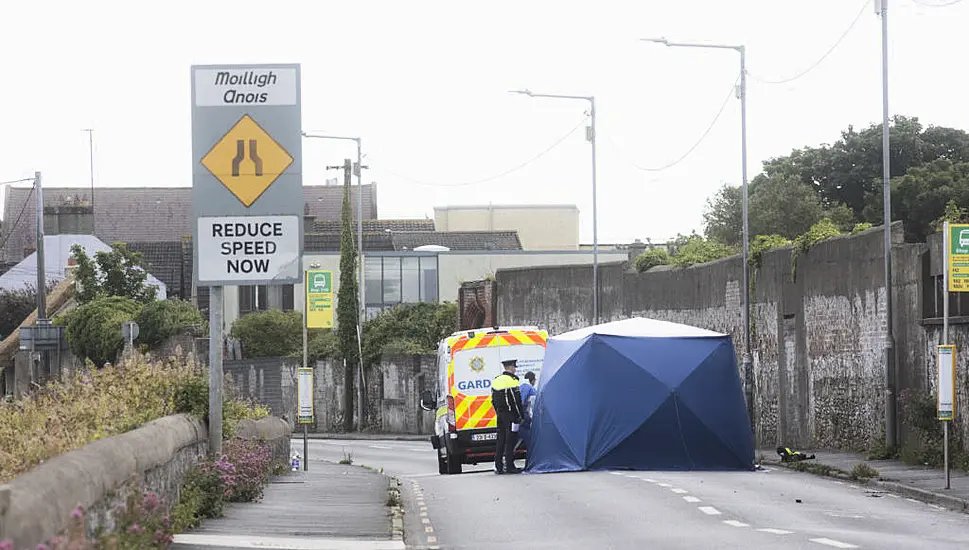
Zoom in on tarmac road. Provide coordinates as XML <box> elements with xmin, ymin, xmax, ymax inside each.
<box><xmin>296</xmin><ymin>438</ymin><xmax>969</xmax><ymax>550</ymax></box>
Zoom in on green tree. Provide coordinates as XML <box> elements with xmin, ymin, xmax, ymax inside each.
<box><xmin>63</xmin><ymin>296</ymin><xmax>143</xmax><ymax>366</ymax></box>
<box><xmin>889</xmin><ymin>160</ymin><xmax>969</xmax><ymax>240</ymax></box>
<box><xmin>336</xmin><ymin>166</ymin><xmax>360</xmax><ymax>432</ymax></box>
<box><xmin>71</xmin><ymin>243</ymin><xmax>158</xmax><ymax>304</ymax></box>
<box><xmin>748</xmin><ymin>175</ymin><xmax>825</xmax><ymax>240</ymax></box>
<box><xmin>702</xmin><ymin>184</ymin><xmax>742</xmax><ymax>245</ymax></box>
<box><xmin>136</xmin><ymin>298</ymin><xmax>207</xmax><ymax>349</ymax></box>
<box><xmin>229</xmin><ymin>310</ymin><xmax>302</xmax><ymax>358</ymax></box>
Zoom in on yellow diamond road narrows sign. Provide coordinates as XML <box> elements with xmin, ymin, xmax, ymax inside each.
<box><xmin>201</xmin><ymin>114</ymin><xmax>294</xmax><ymax>207</ymax></box>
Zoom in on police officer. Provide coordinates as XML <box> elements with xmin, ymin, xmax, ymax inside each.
<box><xmin>492</xmin><ymin>358</ymin><xmax>524</xmax><ymax>474</ymax></box>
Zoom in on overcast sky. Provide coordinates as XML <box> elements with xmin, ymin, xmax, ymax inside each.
<box><xmin>2</xmin><ymin>0</ymin><xmax>967</xmax><ymax>245</ymax></box>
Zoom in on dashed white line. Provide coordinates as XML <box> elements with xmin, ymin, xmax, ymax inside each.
<box><xmin>809</xmin><ymin>538</ymin><xmax>858</xmax><ymax>548</ymax></box>
<box><xmin>758</xmin><ymin>528</ymin><xmax>794</xmax><ymax>535</ymax></box>
<box><xmin>671</xmin><ymin>488</ymin><xmax>688</xmax><ymax>494</ymax></box>
<box><xmin>886</xmin><ymin>493</ymin><xmax>900</xmax><ymax>499</ymax></box>
<box><xmin>723</xmin><ymin>520</ymin><xmax>749</xmax><ymax>528</ymax></box>
<box><xmin>683</xmin><ymin>496</ymin><xmax>701</xmax><ymax>503</ymax></box>
<box><xmin>698</xmin><ymin>506</ymin><xmax>721</xmax><ymax>515</ymax></box>
<box><xmin>658</xmin><ymin>483</ymin><xmax>673</xmax><ymax>487</ymax></box>
<box><xmin>642</xmin><ymin>478</ymin><xmax>657</xmax><ymax>483</ymax></box>
<box><xmin>368</xmin><ymin>445</ymin><xmax>393</xmax><ymax>450</ymax></box>
<box><xmin>906</xmin><ymin>498</ymin><xmax>920</xmax><ymax>503</ymax></box>
<box><xmin>928</xmin><ymin>504</ymin><xmax>945</xmax><ymax>510</ymax></box>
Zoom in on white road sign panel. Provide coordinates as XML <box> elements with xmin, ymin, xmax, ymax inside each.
<box><xmin>196</xmin><ymin>215</ymin><xmax>300</xmax><ymax>283</ymax></box>
<box><xmin>194</xmin><ymin>67</ymin><xmax>298</xmax><ymax>107</ymax></box>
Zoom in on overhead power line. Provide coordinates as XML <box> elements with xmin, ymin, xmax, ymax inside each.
<box><xmin>0</xmin><ymin>178</ymin><xmax>33</xmax><ymax>186</ymax></box>
<box><xmin>0</xmin><ymin>185</ymin><xmax>34</xmax><ymax>253</ymax></box>
<box><xmin>913</xmin><ymin>0</ymin><xmax>964</xmax><ymax>6</ymax></box>
<box><xmin>606</xmin><ymin>77</ymin><xmax>739</xmax><ymax>173</ymax></box>
<box><xmin>375</xmin><ymin>116</ymin><xmax>589</xmax><ymax>188</ymax></box>
<box><xmin>747</xmin><ymin>0</ymin><xmax>872</xmax><ymax>85</ymax></box>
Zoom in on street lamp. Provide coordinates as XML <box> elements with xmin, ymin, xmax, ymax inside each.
<box><xmin>640</xmin><ymin>36</ymin><xmax>754</xmax><ymax>429</ymax></box>
<box><xmin>509</xmin><ymin>89</ymin><xmax>600</xmax><ymax>325</ymax></box>
<box><xmin>302</xmin><ymin>132</ymin><xmax>366</xmax><ymax>431</ymax></box>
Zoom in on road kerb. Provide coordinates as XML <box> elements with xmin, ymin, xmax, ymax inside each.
<box><xmin>762</xmin><ymin>458</ymin><xmax>969</xmax><ymax>515</ymax></box>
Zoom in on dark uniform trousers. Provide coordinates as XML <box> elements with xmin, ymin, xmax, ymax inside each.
<box><xmin>495</xmin><ymin>411</ymin><xmax>518</xmax><ymax>472</ymax></box>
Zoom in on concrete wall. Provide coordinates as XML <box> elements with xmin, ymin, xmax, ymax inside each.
<box><xmin>0</xmin><ymin>414</ymin><xmax>290</xmax><ymax>550</ymax></box>
<box><xmin>434</xmin><ymin>205</ymin><xmax>580</xmax><ymax>250</ymax></box>
<box><xmin>495</xmin><ymin>222</ymin><xmax>963</xmax><ymax>453</ymax></box>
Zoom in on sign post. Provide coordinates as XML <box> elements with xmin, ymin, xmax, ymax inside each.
<box><xmin>192</xmin><ymin>64</ymin><xmax>303</xmax><ymax>457</ymax></box>
<box><xmin>941</xmin><ymin>221</ymin><xmax>968</xmax><ymax>490</ymax></box>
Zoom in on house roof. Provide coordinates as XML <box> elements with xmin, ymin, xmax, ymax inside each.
<box><xmin>1</xmin><ymin>184</ymin><xmax>379</xmax><ymax>262</ymax></box>
<box><xmin>304</xmin><ymin>232</ymin><xmax>396</xmax><ymax>253</ymax></box>
<box><xmin>391</xmin><ymin>231</ymin><xmax>522</xmax><ymax>251</ymax></box>
<box><xmin>312</xmin><ymin>218</ymin><xmax>435</xmax><ymax>233</ymax></box>
<box><xmin>0</xmin><ymin>235</ymin><xmax>167</xmax><ymax>299</ymax></box>
<box><xmin>126</xmin><ymin>241</ymin><xmax>190</xmax><ymax>300</ymax></box>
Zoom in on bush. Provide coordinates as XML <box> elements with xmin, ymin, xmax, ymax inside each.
<box><xmin>0</xmin><ymin>355</ymin><xmax>269</xmax><ymax>484</ymax></box>
<box><xmin>749</xmin><ymin>234</ymin><xmax>791</xmax><ymax>269</ymax></box>
<box><xmin>361</xmin><ymin>302</ymin><xmax>458</xmax><ymax>368</ymax></box>
<box><xmin>65</xmin><ymin>295</ymin><xmax>143</xmax><ymax>367</ymax></box>
<box><xmin>136</xmin><ymin>298</ymin><xmax>207</xmax><ymax>349</ymax></box>
<box><xmin>634</xmin><ymin>248</ymin><xmax>670</xmax><ymax>272</ymax></box>
<box><xmin>0</xmin><ymin>287</ymin><xmax>37</xmax><ymax>340</ymax></box>
<box><xmin>307</xmin><ymin>328</ymin><xmax>341</xmax><ymax>362</ymax></box>
<box><xmin>230</xmin><ymin>310</ymin><xmax>303</xmax><ymax>358</ymax></box>
<box><xmin>670</xmin><ymin>235</ymin><xmax>738</xmax><ymax>268</ymax></box>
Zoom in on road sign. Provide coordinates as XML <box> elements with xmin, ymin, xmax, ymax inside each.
<box><xmin>306</xmin><ymin>270</ymin><xmax>334</xmax><ymax>328</ymax></box>
<box><xmin>946</xmin><ymin>223</ymin><xmax>969</xmax><ymax>292</ymax></box>
<box><xmin>297</xmin><ymin>366</ymin><xmax>314</xmax><ymax>424</ymax></box>
<box><xmin>201</xmin><ymin>115</ymin><xmax>294</xmax><ymax>207</ymax></box>
<box><xmin>191</xmin><ymin>63</ymin><xmax>303</xmax><ymax>286</ymax></box>
<box><xmin>938</xmin><ymin>345</ymin><xmax>956</xmax><ymax>421</ymax></box>
<box><xmin>196</xmin><ymin>215</ymin><xmax>301</xmax><ymax>283</ymax></box>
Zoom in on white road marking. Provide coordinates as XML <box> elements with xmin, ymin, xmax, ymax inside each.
<box><xmin>723</xmin><ymin>520</ymin><xmax>749</xmax><ymax>528</ymax></box>
<box><xmin>886</xmin><ymin>494</ymin><xmax>899</xmax><ymax>498</ymax></box>
<box><xmin>642</xmin><ymin>478</ymin><xmax>657</xmax><ymax>483</ymax></box>
<box><xmin>906</xmin><ymin>498</ymin><xmax>920</xmax><ymax>503</ymax></box>
<box><xmin>929</xmin><ymin>504</ymin><xmax>945</xmax><ymax>510</ymax></box>
<box><xmin>368</xmin><ymin>445</ymin><xmax>393</xmax><ymax>450</ymax></box>
<box><xmin>832</xmin><ymin>481</ymin><xmax>844</xmax><ymax>485</ymax></box>
<box><xmin>425</xmin><ymin>526</ymin><xmax>434</xmax><ymax>533</ymax></box>
<box><xmin>671</xmin><ymin>488</ymin><xmax>688</xmax><ymax>494</ymax></box>
<box><xmin>758</xmin><ymin>528</ymin><xmax>794</xmax><ymax>535</ymax></box>
<box><xmin>172</xmin><ymin>534</ymin><xmax>406</xmax><ymax>549</ymax></box>
<box><xmin>609</xmin><ymin>472</ymin><xmax>624</xmax><ymax>476</ymax></box>
<box><xmin>658</xmin><ymin>483</ymin><xmax>673</xmax><ymax>487</ymax></box>
<box><xmin>683</xmin><ymin>496</ymin><xmax>701</xmax><ymax>503</ymax></box>
<box><xmin>698</xmin><ymin>506</ymin><xmax>721</xmax><ymax>515</ymax></box>
<box><xmin>421</xmin><ymin>518</ymin><xmax>430</xmax><ymax>525</ymax></box>
<box><xmin>427</xmin><ymin>537</ymin><xmax>437</xmax><ymax>543</ymax></box>
<box><xmin>809</xmin><ymin>538</ymin><xmax>859</xmax><ymax>548</ymax></box>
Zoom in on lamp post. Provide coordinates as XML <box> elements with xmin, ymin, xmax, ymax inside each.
<box><xmin>875</xmin><ymin>0</ymin><xmax>897</xmax><ymax>451</ymax></box>
<box><xmin>641</xmin><ymin>37</ymin><xmax>754</xmax><ymax>431</ymax></box>
<box><xmin>509</xmin><ymin>90</ymin><xmax>599</xmax><ymax>325</ymax></box>
<box><xmin>302</xmin><ymin>132</ymin><xmax>366</xmax><ymax>431</ymax></box>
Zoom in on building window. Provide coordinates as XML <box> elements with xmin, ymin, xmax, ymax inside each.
<box><xmin>282</xmin><ymin>284</ymin><xmax>295</xmax><ymax>311</ymax></box>
<box><xmin>239</xmin><ymin>285</ymin><xmax>268</xmax><ymax>315</ymax></box>
<box><xmin>363</xmin><ymin>254</ymin><xmax>439</xmax><ymax>315</ymax></box>
<box><xmin>401</xmin><ymin>257</ymin><xmax>420</xmax><ymax>303</ymax></box>
<box><xmin>365</xmin><ymin>257</ymin><xmax>382</xmax><ymax>306</ymax></box>
<box><xmin>421</xmin><ymin>256</ymin><xmax>438</xmax><ymax>302</ymax></box>
<box><xmin>383</xmin><ymin>257</ymin><xmax>401</xmax><ymax>304</ymax></box>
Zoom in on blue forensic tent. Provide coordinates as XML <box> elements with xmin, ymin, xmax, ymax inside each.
<box><xmin>525</xmin><ymin>317</ymin><xmax>755</xmax><ymax>473</ymax></box>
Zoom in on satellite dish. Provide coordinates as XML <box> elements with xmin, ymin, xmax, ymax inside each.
<box><xmin>413</xmin><ymin>245</ymin><xmax>450</xmax><ymax>252</ymax></box>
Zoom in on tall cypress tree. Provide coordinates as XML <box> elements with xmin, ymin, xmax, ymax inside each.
<box><xmin>337</xmin><ymin>159</ymin><xmax>359</xmax><ymax>432</ymax></box>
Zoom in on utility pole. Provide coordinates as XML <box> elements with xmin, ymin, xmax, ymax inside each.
<box><xmin>83</xmin><ymin>129</ymin><xmax>95</xmax><ymax>212</ymax></box>
<box><xmin>877</xmin><ymin>0</ymin><xmax>897</xmax><ymax>451</ymax></box>
<box><xmin>327</xmin><ymin>159</ymin><xmax>368</xmax><ymax>432</ymax></box>
<box><xmin>33</xmin><ymin>171</ymin><xmax>49</xmax><ymax>383</ymax></box>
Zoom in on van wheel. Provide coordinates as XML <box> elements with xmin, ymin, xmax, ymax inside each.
<box><xmin>444</xmin><ymin>442</ymin><xmax>462</xmax><ymax>475</ymax></box>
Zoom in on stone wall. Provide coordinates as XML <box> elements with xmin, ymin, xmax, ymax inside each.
<box><xmin>0</xmin><ymin>414</ymin><xmax>207</xmax><ymax>549</ymax></box>
<box><xmin>0</xmin><ymin>413</ymin><xmax>291</xmax><ymax>550</ymax></box>
<box><xmin>273</xmin><ymin>355</ymin><xmax>437</xmax><ymax>434</ymax></box>
<box><xmin>495</xmin><ymin>222</ymin><xmax>968</xmax><ymax>453</ymax></box>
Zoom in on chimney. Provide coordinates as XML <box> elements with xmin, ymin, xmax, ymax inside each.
<box><xmin>44</xmin><ymin>201</ymin><xmax>94</xmax><ymax>236</ymax></box>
